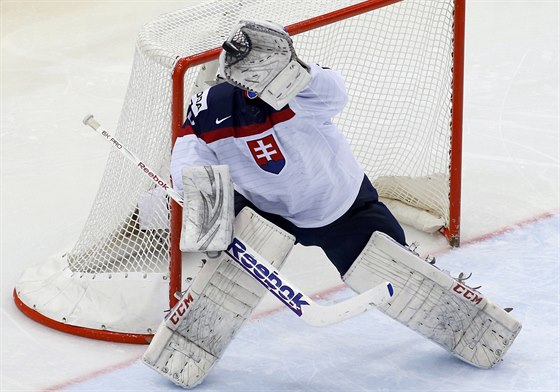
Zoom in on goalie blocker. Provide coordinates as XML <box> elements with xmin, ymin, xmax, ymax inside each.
<box><xmin>180</xmin><ymin>165</ymin><xmax>234</xmax><ymax>252</ymax></box>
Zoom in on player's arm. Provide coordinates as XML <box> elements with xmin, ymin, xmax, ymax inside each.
<box><xmin>290</xmin><ymin>62</ymin><xmax>349</xmax><ymax>118</ymax></box>
<box><xmin>170</xmin><ymin>103</ymin><xmax>219</xmax><ymax>195</ymax></box>
<box><xmin>171</xmin><ymin>100</ymin><xmax>234</xmax><ymax>253</ymax></box>
<box><xmin>218</xmin><ymin>19</ymin><xmax>348</xmax><ymax>117</ymax></box>
<box><xmin>219</xmin><ymin>20</ymin><xmax>312</xmax><ymax>110</ymax></box>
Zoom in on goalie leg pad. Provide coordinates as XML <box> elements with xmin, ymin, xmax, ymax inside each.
<box><xmin>143</xmin><ymin>207</ymin><xmax>295</xmax><ymax>388</ymax></box>
<box><xmin>343</xmin><ymin>232</ymin><xmax>522</xmax><ymax>369</ymax></box>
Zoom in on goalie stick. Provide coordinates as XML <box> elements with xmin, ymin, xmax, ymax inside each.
<box><xmin>225</xmin><ymin>235</ymin><xmax>394</xmax><ymax>326</ymax></box>
<box><xmin>82</xmin><ymin>114</ymin><xmax>395</xmax><ymax>327</ymax></box>
<box><xmin>83</xmin><ymin>114</ymin><xmax>184</xmax><ymax>207</ymax></box>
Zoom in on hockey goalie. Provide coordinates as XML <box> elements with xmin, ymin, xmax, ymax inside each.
<box><xmin>142</xmin><ymin>20</ymin><xmax>522</xmax><ymax>388</ymax></box>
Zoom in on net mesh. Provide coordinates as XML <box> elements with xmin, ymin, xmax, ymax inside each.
<box><xmin>67</xmin><ymin>0</ymin><xmax>457</xmax><ymax>277</ymax></box>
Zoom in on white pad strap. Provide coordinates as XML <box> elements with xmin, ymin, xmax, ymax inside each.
<box><xmin>180</xmin><ymin>165</ymin><xmax>234</xmax><ymax>252</ymax></box>
<box><xmin>343</xmin><ymin>232</ymin><xmax>522</xmax><ymax>368</ymax></box>
<box><xmin>219</xmin><ymin>19</ymin><xmax>311</xmax><ymax>110</ymax></box>
<box><xmin>143</xmin><ymin>207</ymin><xmax>295</xmax><ymax>388</ymax></box>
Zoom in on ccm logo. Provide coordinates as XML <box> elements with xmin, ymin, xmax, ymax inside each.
<box><xmin>169</xmin><ymin>293</ymin><xmax>194</xmax><ymax>325</ymax></box>
<box><xmin>453</xmin><ymin>282</ymin><xmax>484</xmax><ymax>305</ymax></box>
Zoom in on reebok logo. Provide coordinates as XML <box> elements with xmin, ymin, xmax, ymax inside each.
<box><xmin>215</xmin><ymin>115</ymin><xmax>231</xmax><ymax>125</ymax></box>
<box><xmin>225</xmin><ymin>238</ymin><xmax>310</xmax><ymax>316</ymax></box>
<box><xmin>138</xmin><ymin>162</ymin><xmax>169</xmax><ymax>190</ymax></box>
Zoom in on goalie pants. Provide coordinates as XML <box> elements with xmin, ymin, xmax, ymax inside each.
<box><xmin>234</xmin><ymin>175</ymin><xmax>406</xmax><ymax>276</ymax></box>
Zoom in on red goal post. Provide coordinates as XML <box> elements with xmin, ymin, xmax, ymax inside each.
<box><xmin>14</xmin><ymin>0</ymin><xmax>465</xmax><ymax>343</ymax></box>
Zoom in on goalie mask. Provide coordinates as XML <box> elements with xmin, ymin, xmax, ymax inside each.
<box><xmin>218</xmin><ymin>20</ymin><xmax>312</xmax><ymax>110</ymax></box>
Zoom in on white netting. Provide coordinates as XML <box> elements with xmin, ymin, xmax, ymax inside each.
<box><xmin>70</xmin><ymin>0</ymin><xmax>455</xmax><ymax>275</ymax></box>
<box><xmin>15</xmin><ymin>0</ymin><xmax>459</xmax><ymax>336</ymax></box>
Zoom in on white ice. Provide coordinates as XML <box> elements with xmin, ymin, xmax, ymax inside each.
<box><xmin>1</xmin><ymin>1</ymin><xmax>558</xmax><ymax>391</ymax></box>
<box><xmin>64</xmin><ymin>215</ymin><xmax>560</xmax><ymax>392</ymax></box>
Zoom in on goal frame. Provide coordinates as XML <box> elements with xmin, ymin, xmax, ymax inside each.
<box><xmin>169</xmin><ymin>0</ymin><xmax>465</xmax><ymax>308</ymax></box>
<box><xmin>13</xmin><ymin>0</ymin><xmax>465</xmax><ymax>343</ymax></box>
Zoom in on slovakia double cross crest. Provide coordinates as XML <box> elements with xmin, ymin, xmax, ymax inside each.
<box><xmin>247</xmin><ymin>134</ymin><xmax>285</xmax><ymax>174</ymax></box>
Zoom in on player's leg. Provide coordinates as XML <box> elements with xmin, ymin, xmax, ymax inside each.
<box><xmin>143</xmin><ymin>207</ymin><xmax>295</xmax><ymax>388</ymax></box>
<box><xmin>342</xmin><ymin>231</ymin><xmax>522</xmax><ymax>368</ymax></box>
<box><xmin>301</xmin><ymin>175</ymin><xmax>406</xmax><ymax>276</ymax></box>
<box><xmin>303</xmin><ymin>175</ymin><xmax>521</xmax><ymax>368</ymax></box>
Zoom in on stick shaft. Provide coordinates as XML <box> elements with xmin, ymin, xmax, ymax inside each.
<box><xmin>227</xmin><ymin>237</ymin><xmax>393</xmax><ymax>326</ymax></box>
<box><xmin>83</xmin><ymin>115</ymin><xmax>183</xmax><ymax>206</ymax></box>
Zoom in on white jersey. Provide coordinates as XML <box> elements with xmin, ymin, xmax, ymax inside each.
<box><xmin>171</xmin><ymin>63</ymin><xmax>364</xmax><ymax>228</ymax></box>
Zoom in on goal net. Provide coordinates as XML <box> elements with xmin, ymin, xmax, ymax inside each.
<box><xmin>14</xmin><ymin>0</ymin><xmax>464</xmax><ymax>343</ymax></box>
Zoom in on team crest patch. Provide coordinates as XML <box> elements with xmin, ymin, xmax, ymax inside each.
<box><xmin>247</xmin><ymin>135</ymin><xmax>285</xmax><ymax>174</ymax></box>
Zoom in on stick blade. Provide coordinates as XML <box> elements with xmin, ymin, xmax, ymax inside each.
<box><xmin>301</xmin><ymin>281</ymin><xmax>395</xmax><ymax>327</ymax></box>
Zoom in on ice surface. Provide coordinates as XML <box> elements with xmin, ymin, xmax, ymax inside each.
<box><xmin>63</xmin><ymin>216</ymin><xmax>560</xmax><ymax>392</ymax></box>
<box><xmin>1</xmin><ymin>1</ymin><xmax>558</xmax><ymax>391</ymax></box>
